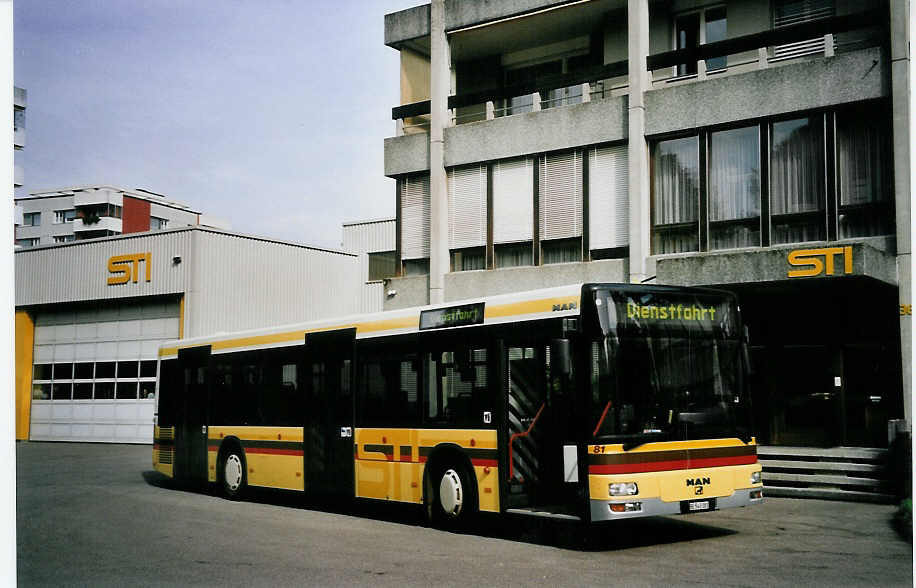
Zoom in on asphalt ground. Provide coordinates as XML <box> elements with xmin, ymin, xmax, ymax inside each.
<box><xmin>16</xmin><ymin>442</ymin><xmax>913</xmax><ymax>587</ymax></box>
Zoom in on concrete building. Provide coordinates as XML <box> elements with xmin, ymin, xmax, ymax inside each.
<box><xmin>14</xmin><ymin>185</ymin><xmax>228</xmax><ymax>248</ymax></box>
<box><xmin>14</xmin><ymin>226</ymin><xmax>359</xmax><ymax>443</ymax></box>
<box><xmin>13</xmin><ymin>86</ymin><xmax>26</xmax><ymax>227</ymax></box>
<box><xmin>341</xmin><ymin>218</ymin><xmax>396</xmax><ymax>313</ymax></box>
<box><xmin>382</xmin><ymin>0</ymin><xmax>910</xmax><ymax>452</ymax></box>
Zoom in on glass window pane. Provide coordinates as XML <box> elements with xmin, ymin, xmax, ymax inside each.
<box><xmin>116</xmin><ymin>382</ymin><xmax>137</xmax><ymax>399</ymax></box>
<box><xmin>709</xmin><ymin>126</ymin><xmax>760</xmax><ymax>250</ymax></box>
<box><xmin>495</xmin><ymin>243</ymin><xmax>532</xmax><ymax>268</ymax></box>
<box><xmin>770</xmin><ymin>117</ymin><xmax>825</xmax><ymax>244</ymax></box>
<box><xmin>52</xmin><ymin>382</ymin><xmax>72</xmax><ymax>400</ymax></box>
<box><xmin>33</xmin><ymin>364</ymin><xmax>52</xmax><ymax>380</ymax></box>
<box><xmin>94</xmin><ymin>382</ymin><xmax>115</xmax><ymax>399</ymax></box>
<box><xmin>117</xmin><ymin>361</ymin><xmax>138</xmax><ymax>379</ymax></box>
<box><xmin>32</xmin><ymin>383</ymin><xmax>51</xmax><ymax>399</ymax></box>
<box><xmin>140</xmin><ymin>360</ymin><xmax>157</xmax><ymax>378</ymax></box>
<box><xmin>139</xmin><ymin>381</ymin><xmax>156</xmax><ymax>399</ymax></box>
<box><xmin>652</xmin><ymin>136</ymin><xmax>699</xmax><ymax>253</ymax></box>
<box><xmin>705</xmin><ymin>8</ymin><xmax>727</xmax><ymax>70</ymax></box>
<box><xmin>53</xmin><ymin>363</ymin><xmax>73</xmax><ymax>380</ymax></box>
<box><xmin>837</xmin><ymin>111</ymin><xmax>892</xmax><ymax>238</ymax></box>
<box><xmin>74</xmin><ymin>362</ymin><xmax>94</xmax><ymax>379</ymax></box>
<box><xmin>676</xmin><ymin>13</ymin><xmax>700</xmax><ymax>75</ymax></box>
<box><xmin>73</xmin><ymin>383</ymin><xmax>93</xmax><ymax>399</ymax></box>
<box><xmin>95</xmin><ymin>362</ymin><xmax>115</xmax><ymax>378</ymax></box>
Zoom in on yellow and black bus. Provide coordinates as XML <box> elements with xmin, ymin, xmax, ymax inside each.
<box><xmin>153</xmin><ymin>283</ymin><xmax>763</xmax><ymax>527</ymax></box>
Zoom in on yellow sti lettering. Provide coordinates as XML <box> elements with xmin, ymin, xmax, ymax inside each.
<box><xmin>107</xmin><ymin>252</ymin><xmax>152</xmax><ymax>285</ymax></box>
<box><xmin>787</xmin><ymin>247</ymin><xmax>852</xmax><ymax>278</ymax></box>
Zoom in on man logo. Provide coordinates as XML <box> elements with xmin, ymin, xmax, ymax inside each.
<box><xmin>787</xmin><ymin>246</ymin><xmax>853</xmax><ymax>278</ymax></box>
<box><xmin>108</xmin><ymin>252</ymin><xmax>152</xmax><ymax>285</ymax></box>
<box><xmin>686</xmin><ymin>477</ymin><xmax>711</xmax><ymax>487</ymax></box>
<box><xmin>552</xmin><ymin>301</ymin><xmax>578</xmax><ymax>312</ymax></box>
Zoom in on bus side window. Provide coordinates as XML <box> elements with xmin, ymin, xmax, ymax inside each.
<box><xmin>357</xmin><ymin>351</ymin><xmax>419</xmax><ymax>428</ymax></box>
<box><xmin>424</xmin><ymin>347</ymin><xmax>490</xmax><ymax>428</ymax></box>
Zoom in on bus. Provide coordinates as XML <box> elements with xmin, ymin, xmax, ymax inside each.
<box><xmin>153</xmin><ymin>283</ymin><xmax>763</xmax><ymax>527</ymax></box>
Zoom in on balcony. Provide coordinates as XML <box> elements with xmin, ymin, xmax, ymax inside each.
<box><xmin>73</xmin><ymin>216</ymin><xmax>122</xmax><ymax>234</ymax></box>
<box><xmin>385</xmin><ymin>5</ymin><xmax>887</xmax><ymax>174</ymax></box>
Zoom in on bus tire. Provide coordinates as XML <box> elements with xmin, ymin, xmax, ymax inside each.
<box><xmin>219</xmin><ymin>444</ymin><xmax>247</xmax><ymax>501</ymax></box>
<box><xmin>425</xmin><ymin>461</ymin><xmax>478</xmax><ymax>530</ymax></box>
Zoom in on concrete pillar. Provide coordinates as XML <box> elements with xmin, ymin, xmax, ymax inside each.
<box><xmin>428</xmin><ymin>0</ymin><xmax>450</xmax><ymax>305</ymax></box>
<box><xmin>627</xmin><ymin>0</ymin><xmax>651</xmax><ymax>284</ymax></box>
<box><xmin>890</xmin><ymin>0</ymin><xmax>911</xmax><ymax>428</ymax></box>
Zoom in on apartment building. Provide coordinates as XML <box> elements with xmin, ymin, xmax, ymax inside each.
<box><xmin>13</xmin><ymin>86</ymin><xmax>26</xmax><ymax>227</ymax></box>
<box><xmin>382</xmin><ymin>0</ymin><xmax>910</xmax><ymax>451</ymax></box>
<box><xmin>14</xmin><ymin>185</ymin><xmax>226</xmax><ymax>247</ymax></box>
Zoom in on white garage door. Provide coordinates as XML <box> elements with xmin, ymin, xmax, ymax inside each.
<box><xmin>29</xmin><ymin>298</ymin><xmax>180</xmax><ymax>444</ymax></box>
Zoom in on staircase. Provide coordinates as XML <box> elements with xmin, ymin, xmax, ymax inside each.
<box><xmin>758</xmin><ymin>446</ymin><xmax>895</xmax><ymax>504</ymax></box>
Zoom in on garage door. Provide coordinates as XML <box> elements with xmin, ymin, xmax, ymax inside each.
<box><xmin>29</xmin><ymin>298</ymin><xmax>180</xmax><ymax>444</ymax></box>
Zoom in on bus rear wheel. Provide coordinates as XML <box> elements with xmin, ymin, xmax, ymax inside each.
<box><xmin>219</xmin><ymin>446</ymin><xmax>247</xmax><ymax>500</ymax></box>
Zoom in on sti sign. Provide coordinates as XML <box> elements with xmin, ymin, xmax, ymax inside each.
<box><xmin>107</xmin><ymin>252</ymin><xmax>152</xmax><ymax>285</ymax></box>
<box><xmin>787</xmin><ymin>246</ymin><xmax>853</xmax><ymax>278</ymax></box>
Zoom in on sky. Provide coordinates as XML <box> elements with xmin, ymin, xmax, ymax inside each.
<box><xmin>14</xmin><ymin>1</ymin><xmax>423</xmax><ymax>250</ymax></box>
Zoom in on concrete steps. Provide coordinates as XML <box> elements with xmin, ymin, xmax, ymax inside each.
<box><xmin>758</xmin><ymin>446</ymin><xmax>895</xmax><ymax>504</ymax></box>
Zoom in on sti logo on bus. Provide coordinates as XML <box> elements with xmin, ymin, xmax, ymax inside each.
<box><xmin>107</xmin><ymin>252</ymin><xmax>152</xmax><ymax>285</ymax></box>
<box><xmin>787</xmin><ymin>246</ymin><xmax>853</xmax><ymax>278</ymax></box>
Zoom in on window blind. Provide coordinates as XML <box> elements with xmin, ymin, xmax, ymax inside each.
<box><xmin>539</xmin><ymin>151</ymin><xmax>583</xmax><ymax>241</ymax></box>
<box><xmin>773</xmin><ymin>0</ymin><xmax>834</xmax><ymax>60</ymax></box>
<box><xmin>400</xmin><ymin>174</ymin><xmax>430</xmax><ymax>260</ymax></box>
<box><xmin>588</xmin><ymin>145</ymin><xmax>628</xmax><ymax>249</ymax></box>
<box><xmin>447</xmin><ymin>164</ymin><xmax>487</xmax><ymax>249</ymax></box>
<box><xmin>492</xmin><ymin>157</ymin><xmax>534</xmax><ymax>244</ymax></box>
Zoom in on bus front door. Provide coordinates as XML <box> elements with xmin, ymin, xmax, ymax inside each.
<box><xmin>304</xmin><ymin>329</ymin><xmax>356</xmax><ymax>497</ymax></box>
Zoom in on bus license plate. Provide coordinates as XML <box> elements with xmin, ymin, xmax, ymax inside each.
<box><xmin>688</xmin><ymin>500</ymin><xmax>710</xmax><ymax>512</ymax></box>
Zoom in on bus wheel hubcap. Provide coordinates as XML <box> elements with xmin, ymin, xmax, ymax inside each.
<box><xmin>439</xmin><ymin>469</ymin><xmax>463</xmax><ymax>517</ymax></box>
<box><xmin>224</xmin><ymin>454</ymin><xmax>242</xmax><ymax>491</ymax></box>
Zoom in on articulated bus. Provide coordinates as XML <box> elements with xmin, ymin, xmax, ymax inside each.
<box><xmin>153</xmin><ymin>283</ymin><xmax>763</xmax><ymax>527</ymax></box>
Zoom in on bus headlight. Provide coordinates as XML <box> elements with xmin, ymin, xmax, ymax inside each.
<box><xmin>750</xmin><ymin>471</ymin><xmax>761</xmax><ymax>485</ymax></box>
<box><xmin>609</xmin><ymin>482</ymin><xmax>638</xmax><ymax>496</ymax></box>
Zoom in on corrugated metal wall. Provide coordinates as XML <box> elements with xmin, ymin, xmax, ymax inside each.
<box><xmin>15</xmin><ymin>230</ymin><xmax>193</xmax><ymax>306</ymax></box>
<box><xmin>342</xmin><ymin>219</ymin><xmax>395</xmax><ymax>314</ymax></box>
<box><xmin>188</xmin><ymin>231</ymin><xmax>360</xmax><ymax>337</ymax></box>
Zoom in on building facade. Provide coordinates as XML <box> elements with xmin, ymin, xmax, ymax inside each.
<box><xmin>341</xmin><ymin>218</ymin><xmax>397</xmax><ymax>313</ymax></box>
<box><xmin>13</xmin><ymin>86</ymin><xmax>26</xmax><ymax>228</ymax></box>
<box><xmin>14</xmin><ymin>226</ymin><xmax>359</xmax><ymax>443</ymax></box>
<box><xmin>14</xmin><ymin>185</ymin><xmax>228</xmax><ymax>248</ymax></box>
<box><xmin>382</xmin><ymin>0</ymin><xmax>911</xmax><ymax>448</ymax></box>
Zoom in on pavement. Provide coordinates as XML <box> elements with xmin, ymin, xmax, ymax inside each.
<box><xmin>16</xmin><ymin>441</ymin><xmax>913</xmax><ymax>587</ymax></box>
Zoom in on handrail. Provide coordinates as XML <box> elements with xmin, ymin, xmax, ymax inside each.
<box><xmin>508</xmin><ymin>402</ymin><xmax>545</xmax><ymax>483</ymax></box>
<box><xmin>592</xmin><ymin>400</ymin><xmax>612</xmax><ymax>438</ymax></box>
<box><xmin>646</xmin><ymin>6</ymin><xmax>886</xmax><ymax>70</ymax></box>
<box><xmin>391</xmin><ymin>5</ymin><xmax>886</xmax><ymax>121</ymax></box>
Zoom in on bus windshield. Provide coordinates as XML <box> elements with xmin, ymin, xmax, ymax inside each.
<box><xmin>589</xmin><ymin>288</ymin><xmax>751</xmax><ymax>445</ymax></box>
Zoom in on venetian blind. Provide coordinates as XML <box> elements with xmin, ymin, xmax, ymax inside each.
<box><xmin>492</xmin><ymin>157</ymin><xmax>534</xmax><ymax>244</ymax></box>
<box><xmin>400</xmin><ymin>174</ymin><xmax>430</xmax><ymax>260</ymax></box>
<box><xmin>588</xmin><ymin>145</ymin><xmax>629</xmax><ymax>250</ymax></box>
<box><xmin>447</xmin><ymin>164</ymin><xmax>487</xmax><ymax>249</ymax></box>
<box><xmin>773</xmin><ymin>0</ymin><xmax>834</xmax><ymax>60</ymax></box>
<box><xmin>539</xmin><ymin>151</ymin><xmax>583</xmax><ymax>241</ymax></box>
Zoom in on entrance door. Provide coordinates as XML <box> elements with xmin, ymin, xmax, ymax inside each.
<box><xmin>304</xmin><ymin>329</ymin><xmax>355</xmax><ymax>496</ymax></box>
<box><xmin>506</xmin><ymin>344</ymin><xmax>573</xmax><ymax>508</ymax></box>
<box><xmin>769</xmin><ymin>345</ymin><xmax>840</xmax><ymax>447</ymax></box>
<box><xmin>174</xmin><ymin>346</ymin><xmax>210</xmax><ymax>483</ymax></box>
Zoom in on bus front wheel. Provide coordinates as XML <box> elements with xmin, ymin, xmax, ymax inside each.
<box><xmin>219</xmin><ymin>445</ymin><xmax>247</xmax><ymax>500</ymax></box>
<box><xmin>425</xmin><ymin>462</ymin><xmax>478</xmax><ymax>529</ymax></box>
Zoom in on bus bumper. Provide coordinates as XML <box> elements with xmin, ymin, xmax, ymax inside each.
<box><xmin>590</xmin><ymin>487</ymin><xmax>764</xmax><ymax>522</ymax></box>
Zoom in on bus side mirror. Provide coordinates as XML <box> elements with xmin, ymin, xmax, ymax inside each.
<box><xmin>550</xmin><ymin>339</ymin><xmax>571</xmax><ymax>377</ymax></box>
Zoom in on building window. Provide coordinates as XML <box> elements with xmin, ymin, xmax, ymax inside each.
<box><xmin>770</xmin><ymin>116</ymin><xmax>825</xmax><ymax>244</ymax></box>
<box><xmin>367</xmin><ymin>251</ymin><xmax>397</xmax><ymax>281</ymax></box>
<box><xmin>54</xmin><ymin>209</ymin><xmax>76</xmax><ymax>224</ymax></box>
<box><xmin>403</xmin><ymin>259</ymin><xmax>429</xmax><ymax>276</ymax></box>
<box><xmin>773</xmin><ymin>0</ymin><xmax>834</xmax><ymax>61</ymax></box>
<box><xmin>652</xmin><ymin>136</ymin><xmax>699</xmax><ymax>254</ymax></box>
<box><xmin>539</xmin><ymin>150</ymin><xmax>583</xmax><ymax>263</ymax></box>
<box><xmin>542</xmin><ymin>238</ymin><xmax>582</xmax><ymax>264</ymax></box>
<box><xmin>675</xmin><ymin>6</ymin><xmax>727</xmax><ymax>76</ymax></box>
<box><xmin>493</xmin><ymin>157</ymin><xmax>534</xmax><ymax>268</ymax></box>
<box><xmin>150</xmin><ymin>217</ymin><xmax>168</xmax><ymax>230</ymax></box>
<box><xmin>450</xmin><ymin>247</ymin><xmax>486</xmax><ymax>272</ymax></box>
<box><xmin>495</xmin><ymin>243</ymin><xmax>532</xmax><ymax>269</ymax></box>
<box><xmin>708</xmin><ymin>126</ymin><xmax>760</xmax><ymax>250</ymax></box>
<box><xmin>588</xmin><ymin>144</ymin><xmax>629</xmax><ymax>257</ymax></box>
<box><xmin>16</xmin><ymin>238</ymin><xmax>40</xmax><ymax>248</ymax></box>
<box><xmin>399</xmin><ymin>173</ymin><xmax>430</xmax><ymax>272</ymax></box>
<box><xmin>836</xmin><ymin>109</ymin><xmax>893</xmax><ymax>238</ymax></box>
<box><xmin>22</xmin><ymin>211</ymin><xmax>40</xmax><ymax>226</ymax></box>
<box><xmin>53</xmin><ymin>235</ymin><xmax>75</xmax><ymax>244</ymax></box>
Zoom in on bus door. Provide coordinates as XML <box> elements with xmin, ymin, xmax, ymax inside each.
<box><xmin>174</xmin><ymin>345</ymin><xmax>210</xmax><ymax>484</ymax></box>
<box><xmin>505</xmin><ymin>341</ymin><xmax>576</xmax><ymax>510</ymax></box>
<box><xmin>304</xmin><ymin>329</ymin><xmax>356</xmax><ymax>496</ymax></box>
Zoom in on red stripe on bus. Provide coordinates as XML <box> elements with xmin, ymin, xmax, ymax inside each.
<box><xmin>244</xmin><ymin>447</ymin><xmax>304</xmax><ymax>457</ymax></box>
<box><xmin>400</xmin><ymin>455</ymin><xmax>412</xmax><ymax>462</ymax></box>
<box><xmin>588</xmin><ymin>454</ymin><xmax>757</xmax><ymax>475</ymax></box>
<box><xmin>470</xmin><ymin>458</ymin><xmax>498</xmax><ymax>468</ymax></box>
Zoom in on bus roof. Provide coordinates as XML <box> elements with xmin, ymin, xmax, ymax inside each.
<box><xmin>159</xmin><ymin>282</ymin><xmax>585</xmax><ymax>358</ymax></box>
